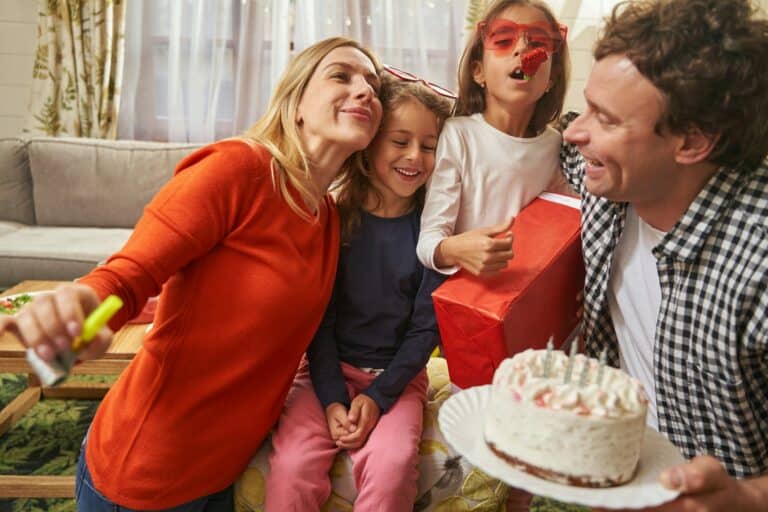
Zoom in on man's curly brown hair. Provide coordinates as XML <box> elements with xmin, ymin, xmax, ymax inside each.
<box><xmin>595</xmin><ymin>0</ymin><xmax>768</xmax><ymax>170</ymax></box>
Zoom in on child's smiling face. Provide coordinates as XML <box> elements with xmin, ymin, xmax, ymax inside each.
<box><xmin>367</xmin><ymin>98</ymin><xmax>440</xmax><ymax>215</ymax></box>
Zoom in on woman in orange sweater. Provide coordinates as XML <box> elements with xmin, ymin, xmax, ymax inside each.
<box><xmin>0</xmin><ymin>37</ymin><xmax>382</xmax><ymax>510</ymax></box>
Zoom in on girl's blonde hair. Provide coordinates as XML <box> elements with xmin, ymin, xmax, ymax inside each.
<box><xmin>243</xmin><ymin>37</ymin><xmax>380</xmax><ymax>221</ymax></box>
<box><xmin>455</xmin><ymin>0</ymin><xmax>570</xmax><ymax>134</ymax></box>
<box><xmin>335</xmin><ymin>73</ymin><xmax>454</xmax><ymax>243</ymax></box>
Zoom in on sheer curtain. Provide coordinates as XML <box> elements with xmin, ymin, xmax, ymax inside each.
<box><xmin>118</xmin><ymin>0</ymin><xmax>291</xmax><ymax>142</ymax></box>
<box><xmin>294</xmin><ymin>0</ymin><xmax>468</xmax><ymax>93</ymax></box>
<box><xmin>118</xmin><ymin>0</ymin><xmax>469</xmax><ymax>142</ymax></box>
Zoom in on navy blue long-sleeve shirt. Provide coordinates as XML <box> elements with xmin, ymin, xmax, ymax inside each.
<box><xmin>307</xmin><ymin>209</ymin><xmax>444</xmax><ymax>413</ymax></box>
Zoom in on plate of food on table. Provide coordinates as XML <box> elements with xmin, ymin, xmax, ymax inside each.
<box><xmin>0</xmin><ymin>292</ymin><xmax>50</xmax><ymax>315</ymax></box>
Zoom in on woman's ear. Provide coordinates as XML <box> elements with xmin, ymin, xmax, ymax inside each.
<box><xmin>675</xmin><ymin>126</ymin><xmax>720</xmax><ymax>165</ymax></box>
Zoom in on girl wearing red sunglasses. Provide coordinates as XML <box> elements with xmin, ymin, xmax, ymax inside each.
<box><xmin>416</xmin><ymin>0</ymin><xmax>572</xmax><ymax>281</ymax></box>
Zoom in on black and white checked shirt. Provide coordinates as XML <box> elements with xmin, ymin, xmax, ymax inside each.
<box><xmin>560</xmin><ymin>137</ymin><xmax>768</xmax><ymax>478</ymax></box>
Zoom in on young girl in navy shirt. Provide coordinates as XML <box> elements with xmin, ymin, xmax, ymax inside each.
<box><xmin>266</xmin><ymin>70</ymin><xmax>453</xmax><ymax>510</ymax></box>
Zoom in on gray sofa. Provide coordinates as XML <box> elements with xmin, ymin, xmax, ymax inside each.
<box><xmin>0</xmin><ymin>137</ymin><xmax>202</xmax><ymax>290</ymax></box>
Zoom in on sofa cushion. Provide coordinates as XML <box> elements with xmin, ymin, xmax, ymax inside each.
<box><xmin>0</xmin><ymin>221</ymin><xmax>23</xmax><ymax>238</ymax></box>
<box><xmin>0</xmin><ymin>225</ymin><xmax>132</xmax><ymax>289</ymax></box>
<box><xmin>28</xmin><ymin>137</ymin><xmax>202</xmax><ymax>228</ymax></box>
<box><xmin>0</xmin><ymin>138</ymin><xmax>35</xmax><ymax>225</ymax></box>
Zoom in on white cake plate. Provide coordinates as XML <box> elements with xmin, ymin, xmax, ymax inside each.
<box><xmin>438</xmin><ymin>385</ymin><xmax>685</xmax><ymax>509</ymax></box>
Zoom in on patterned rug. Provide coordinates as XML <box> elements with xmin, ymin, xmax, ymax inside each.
<box><xmin>0</xmin><ymin>373</ymin><xmax>103</xmax><ymax>512</ymax></box>
<box><xmin>0</xmin><ymin>373</ymin><xmax>585</xmax><ymax>512</ymax></box>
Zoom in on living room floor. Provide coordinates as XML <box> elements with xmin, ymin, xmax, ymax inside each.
<box><xmin>0</xmin><ymin>372</ymin><xmax>586</xmax><ymax>512</ymax></box>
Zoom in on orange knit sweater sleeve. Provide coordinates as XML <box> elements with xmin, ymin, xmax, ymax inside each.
<box><xmin>80</xmin><ymin>140</ymin><xmax>271</xmax><ymax>327</ymax></box>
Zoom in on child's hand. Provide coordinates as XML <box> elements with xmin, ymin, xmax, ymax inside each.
<box><xmin>336</xmin><ymin>394</ymin><xmax>381</xmax><ymax>450</ymax></box>
<box><xmin>435</xmin><ymin>218</ymin><xmax>515</xmax><ymax>276</ymax></box>
<box><xmin>325</xmin><ymin>402</ymin><xmax>353</xmax><ymax>441</ymax></box>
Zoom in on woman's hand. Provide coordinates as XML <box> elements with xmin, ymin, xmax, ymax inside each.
<box><xmin>595</xmin><ymin>456</ymin><xmax>768</xmax><ymax>512</ymax></box>
<box><xmin>0</xmin><ymin>283</ymin><xmax>113</xmax><ymax>362</ymax></box>
<box><xmin>335</xmin><ymin>394</ymin><xmax>381</xmax><ymax>450</ymax></box>
<box><xmin>435</xmin><ymin>218</ymin><xmax>515</xmax><ymax>276</ymax></box>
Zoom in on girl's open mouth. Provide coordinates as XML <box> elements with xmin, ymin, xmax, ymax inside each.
<box><xmin>395</xmin><ymin>167</ymin><xmax>420</xmax><ymax>178</ymax></box>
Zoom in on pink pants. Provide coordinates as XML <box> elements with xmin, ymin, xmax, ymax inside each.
<box><xmin>266</xmin><ymin>359</ymin><xmax>428</xmax><ymax>512</ymax></box>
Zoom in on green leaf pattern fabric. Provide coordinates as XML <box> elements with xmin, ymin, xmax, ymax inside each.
<box><xmin>24</xmin><ymin>0</ymin><xmax>126</xmax><ymax>138</ymax></box>
<box><xmin>465</xmin><ymin>0</ymin><xmax>489</xmax><ymax>33</ymax></box>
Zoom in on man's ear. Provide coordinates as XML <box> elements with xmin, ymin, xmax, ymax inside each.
<box><xmin>675</xmin><ymin>126</ymin><xmax>720</xmax><ymax>165</ymax></box>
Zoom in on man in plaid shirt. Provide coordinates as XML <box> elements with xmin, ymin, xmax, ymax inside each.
<box><xmin>560</xmin><ymin>0</ymin><xmax>767</xmax><ymax>509</ymax></box>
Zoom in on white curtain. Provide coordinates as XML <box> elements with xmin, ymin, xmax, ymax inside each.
<box><xmin>118</xmin><ymin>0</ymin><xmax>468</xmax><ymax>142</ymax></box>
<box><xmin>118</xmin><ymin>0</ymin><xmax>291</xmax><ymax>142</ymax></box>
<box><xmin>294</xmin><ymin>0</ymin><xmax>468</xmax><ymax>94</ymax></box>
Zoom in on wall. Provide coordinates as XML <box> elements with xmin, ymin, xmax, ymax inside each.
<box><xmin>0</xmin><ymin>0</ymin><xmax>36</xmax><ymax>137</ymax></box>
<box><xmin>557</xmin><ymin>0</ymin><xmax>768</xmax><ymax>113</ymax></box>
<box><xmin>555</xmin><ymin>0</ymin><xmax>625</xmax><ymax>114</ymax></box>
<box><xmin>0</xmin><ymin>0</ymin><xmax>766</xmax><ymax>137</ymax></box>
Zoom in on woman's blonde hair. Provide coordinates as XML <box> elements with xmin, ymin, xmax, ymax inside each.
<box><xmin>243</xmin><ymin>37</ymin><xmax>380</xmax><ymax>220</ymax></box>
<box><xmin>455</xmin><ymin>0</ymin><xmax>570</xmax><ymax>135</ymax></box>
<box><xmin>335</xmin><ymin>73</ymin><xmax>454</xmax><ymax>243</ymax></box>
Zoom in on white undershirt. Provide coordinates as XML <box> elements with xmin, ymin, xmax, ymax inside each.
<box><xmin>607</xmin><ymin>205</ymin><xmax>666</xmax><ymax>430</ymax></box>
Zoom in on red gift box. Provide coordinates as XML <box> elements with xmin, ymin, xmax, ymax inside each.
<box><xmin>432</xmin><ymin>194</ymin><xmax>584</xmax><ymax>388</ymax></box>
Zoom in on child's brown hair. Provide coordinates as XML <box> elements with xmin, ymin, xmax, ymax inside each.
<box><xmin>335</xmin><ymin>73</ymin><xmax>454</xmax><ymax>243</ymax></box>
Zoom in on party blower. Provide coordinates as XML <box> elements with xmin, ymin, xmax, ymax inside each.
<box><xmin>26</xmin><ymin>295</ymin><xmax>123</xmax><ymax>387</ymax></box>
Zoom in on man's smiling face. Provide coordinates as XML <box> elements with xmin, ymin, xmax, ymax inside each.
<box><xmin>563</xmin><ymin>54</ymin><xmax>683</xmax><ymax>205</ymax></box>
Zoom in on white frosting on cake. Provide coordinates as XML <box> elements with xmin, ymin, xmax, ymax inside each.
<box><xmin>484</xmin><ymin>348</ymin><xmax>648</xmax><ymax>486</ymax></box>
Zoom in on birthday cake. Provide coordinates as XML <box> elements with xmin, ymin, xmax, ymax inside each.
<box><xmin>484</xmin><ymin>347</ymin><xmax>648</xmax><ymax>487</ymax></box>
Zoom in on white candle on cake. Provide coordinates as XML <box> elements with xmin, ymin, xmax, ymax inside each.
<box><xmin>597</xmin><ymin>348</ymin><xmax>607</xmax><ymax>386</ymax></box>
<box><xmin>563</xmin><ymin>338</ymin><xmax>578</xmax><ymax>384</ymax></box>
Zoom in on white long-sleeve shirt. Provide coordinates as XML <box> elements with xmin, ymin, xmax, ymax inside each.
<box><xmin>417</xmin><ymin>113</ymin><xmax>562</xmax><ymax>274</ymax></box>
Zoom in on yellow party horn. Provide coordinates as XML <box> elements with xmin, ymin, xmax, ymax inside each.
<box><xmin>26</xmin><ymin>294</ymin><xmax>123</xmax><ymax>387</ymax></box>
<box><xmin>71</xmin><ymin>295</ymin><xmax>123</xmax><ymax>351</ymax></box>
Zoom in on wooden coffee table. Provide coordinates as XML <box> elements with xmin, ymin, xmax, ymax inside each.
<box><xmin>0</xmin><ymin>280</ymin><xmax>148</xmax><ymax>498</ymax></box>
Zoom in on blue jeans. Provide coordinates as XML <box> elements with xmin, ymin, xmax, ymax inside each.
<box><xmin>75</xmin><ymin>440</ymin><xmax>234</xmax><ymax>511</ymax></box>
